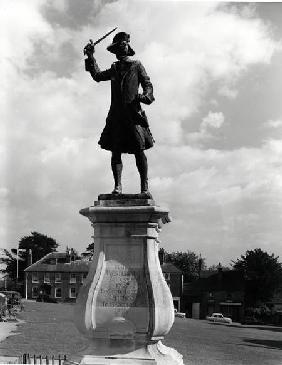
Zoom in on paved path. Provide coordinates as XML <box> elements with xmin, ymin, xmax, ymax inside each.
<box><xmin>0</xmin><ymin>322</ymin><xmax>18</xmax><ymax>343</ymax></box>
<box><xmin>0</xmin><ymin>301</ymin><xmax>281</xmax><ymax>364</ymax></box>
<box><xmin>165</xmin><ymin>317</ymin><xmax>282</xmax><ymax>365</ymax></box>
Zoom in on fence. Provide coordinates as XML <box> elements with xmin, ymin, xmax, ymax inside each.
<box><xmin>21</xmin><ymin>354</ymin><xmax>67</xmax><ymax>364</ymax></box>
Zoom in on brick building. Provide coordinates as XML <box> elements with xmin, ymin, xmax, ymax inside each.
<box><xmin>25</xmin><ymin>251</ymin><xmax>183</xmax><ymax>306</ymax></box>
<box><xmin>24</xmin><ymin>251</ymin><xmax>90</xmax><ymax>302</ymax></box>
<box><xmin>183</xmin><ymin>267</ymin><xmax>245</xmax><ymax>322</ymax></box>
<box><xmin>161</xmin><ymin>262</ymin><xmax>183</xmax><ymax>312</ymax></box>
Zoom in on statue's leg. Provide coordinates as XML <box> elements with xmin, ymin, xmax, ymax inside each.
<box><xmin>111</xmin><ymin>151</ymin><xmax>122</xmax><ymax>194</ymax></box>
<box><xmin>135</xmin><ymin>150</ymin><xmax>149</xmax><ymax>194</ymax></box>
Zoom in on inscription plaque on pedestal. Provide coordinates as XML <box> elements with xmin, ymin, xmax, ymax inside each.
<box><xmin>98</xmin><ymin>265</ymin><xmax>148</xmax><ymax>308</ymax></box>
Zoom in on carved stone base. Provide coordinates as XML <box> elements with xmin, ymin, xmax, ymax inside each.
<box><xmin>79</xmin><ymin>341</ymin><xmax>184</xmax><ymax>364</ymax></box>
<box><xmin>76</xmin><ymin>196</ymin><xmax>184</xmax><ymax>365</ymax></box>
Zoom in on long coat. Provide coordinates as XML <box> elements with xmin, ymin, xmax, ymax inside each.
<box><xmin>86</xmin><ymin>57</ymin><xmax>155</xmax><ymax>153</ymax></box>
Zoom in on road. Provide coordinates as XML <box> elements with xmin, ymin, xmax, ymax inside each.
<box><xmin>0</xmin><ymin>301</ymin><xmax>281</xmax><ymax>364</ymax></box>
<box><xmin>165</xmin><ymin>317</ymin><xmax>282</xmax><ymax>365</ymax></box>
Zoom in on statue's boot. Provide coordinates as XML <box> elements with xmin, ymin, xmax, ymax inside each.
<box><xmin>135</xmin><ymin>152</ymin><xmax>152</xmax><ymax>197</ymax></box>
<box><xmin>141</xmin><ymin>176</ymin><xmax>149</xmax><ymax>194</ymax></box>
<box><xmin>111</xmin><ymin>163</ymin><xmax>122</xmax><ymax>194</ymax></box>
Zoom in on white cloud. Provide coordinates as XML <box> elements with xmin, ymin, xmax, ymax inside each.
<box><xmin>0</xmin><ymin>0</ymin><xmax>52</xmax><ymax>71</ymax></box>
<box><xmin>185</xmin><ymin>111</ymin><xmax>225</xmax><ymax>145</ymax></box>
<box><xmin>201</xmin><ymin>111</ymin><xmax>225</xmax><ymax>130</ymax></box>
<box><xmin>68</xmin><ymin>1</ymin><xmax>279</xmax><ymax>146</ymax></box>
<box><xmin>262</xmin><ymin>120</ymin><xmax>282</xmax><ymax>141</ymax></box>
<box><xmin>2</xmin><ymin>1</ymin><xmax>282</xmax><ymax>266</ymax></box>
<box><xmin>265</xmin><ymin>119</ymin><xmax>282</xmax><ymax>129</ymax></box>
<box><xmin>152</xmin><ymin>138</ymin><xmax>282</xmax><ymax>264</ymax></box>
<box><xmin>218</xmin><ymin>85</ymin><xmax>238</xmax><ymax>99</ymax></box>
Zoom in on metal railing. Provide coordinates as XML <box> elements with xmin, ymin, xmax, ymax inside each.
<box><xmin>21</xmin><ymin>354</ymin><xmax>67</xmax><ymax>364</ymax></box>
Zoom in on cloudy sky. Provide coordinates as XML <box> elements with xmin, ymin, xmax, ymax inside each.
<box><xmin>2</xmin><ymin>0</ymin><xmax>282</xmax><ymax>266</ymax></box>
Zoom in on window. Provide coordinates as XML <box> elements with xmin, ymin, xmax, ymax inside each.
<box><xmin>163</xmin><ymin>272</ymin><xmax>170</xmax><ymax>288</ymax></box>
<box><xmin>69</xmin><ymin>273</ymin><xmax>76</xmax><ymax>283</ymax></box>
<box><xmin>57</xmin><ymin>257</ymin><xmax>67</xmax><ymax>264</ymax></box>
<box><xmin>32</xmin><ymin>273</ymin><xmax>39</xmax><ymax>283</ymax></box>
<box><xmin>44</xmin><ymin>258</ymin><xmax>56</xmax><ymax>265</ymax></box>
<box><xmin>69</xmin><ymin>287</ymin><xmax>76</xmax><ymax>298</ymax></box>
<box><xmin>55</xmin><ymin>273</ymin><xmax>62</xmax><ymax>283</ymax></box>
<box><xmin>44</xmin><ymin>273</ymin><xmax>50</xmax><ymax>283</ymax></box>
<box><xmin>81</xmin><ymin>273</ymin><xmax>87</xmax><ymax>284</ymax></box>
<box><xmin>55</xmin><ymin>287</ymin><xmax>62</xmax><ymax>298</ymax></box>
<box><xmin>164</xmin><ymin>273</ymin><xmax>170</xmax><ymax>280</ymax></box>
<box><xmin>32</xmin><ymin>286</ymin><xmax>38</xmax><ymax>298</ymax></box>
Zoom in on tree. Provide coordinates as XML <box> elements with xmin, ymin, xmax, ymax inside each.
<box><xmin>81</xmin><ymin>242</ymin><xmax>94</xmax><ymax>261</ymax></box>
<box><xmin>164</xmin><ymin>250</ymin><xmax>206</xmax><ymax>282</ymax></box>
<box><xmin>0</xmin><ymin>231</ymin><xmax>59</xmax><ymax>283</ymax></box>
<box><xmin>232</xmin><ymin>248</ymin><xmax>282</xmax><ymax>306</ymax></box>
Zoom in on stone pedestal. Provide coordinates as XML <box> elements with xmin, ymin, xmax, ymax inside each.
<box><xmin>75</xmin><ymin>194</ymin><xmax>184</xmax><ymax>365</ymax></box>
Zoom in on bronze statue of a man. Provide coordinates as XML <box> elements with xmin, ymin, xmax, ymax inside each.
<box><xmin>84</xmin><ymin>32</ymin><xmax>155</xmax><ymax>196</ymax></box>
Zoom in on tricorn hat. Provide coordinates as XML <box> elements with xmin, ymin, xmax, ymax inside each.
<box><xmin>107</xmin><ymin>32</ymin><xmax>135</xmax><ymax>56</ymax></box>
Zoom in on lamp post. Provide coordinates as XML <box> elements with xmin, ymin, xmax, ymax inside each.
<box><xmin>25</xmin><ymin>249</ymin><xmax>32</xmax><ymax>299</ymax></box>
<box><xmin>16</xmin><ymin>247</ymin><xmax>28</xmax><ymax>295</ymax></box>
<box><xmin>16</xmin><ymin>247</ymin><xmax>26</xmax><ymax>281</ymax></box>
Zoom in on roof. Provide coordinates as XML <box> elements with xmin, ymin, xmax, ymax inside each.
<box><xmin>46</xmin><ymin>252</ymin><xmax>66</xmax><ymax>258</ymax></box>
<box><xmin>25</xmin><ymin>252</ymin><xmax>90</xmax><ymax>272</ymax></box>
<box><xmin>199</xmin><ymin>270</ymin><xmax>217</xmax><ymax>278</ymax></box>
<box><xmin>183</xmin><ymin>270</ymin><xmax>244</xmax><ymax>295</ymax></box>
<box><xmin>161</xmin><ymin>263</ymin><xmax>182</xmax><ymax>274</ymax></box>
<box><xmin>25</xmin><ymin>253</ymin><xmax>183</xmax><ymax>275</ymax></box>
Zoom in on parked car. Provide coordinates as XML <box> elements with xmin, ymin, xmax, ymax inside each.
<box><xmin>174</xmin><ymin>308</ymin><xmax>186</xmax><ymax>318</ymax></box>
<box><xmin>206</xmin><ymin>312</ymin><xmax>232</xmax><ymax>324</ymax></box>
<box><xmin>0</xmin><ymin>291</ymin><xmax>22</xmax><ymax>309</ymax></box>
<box><xmin>0</xmin><ymin>291</ymin><xmax>21</xmax><ymax>304</ymax></box>
<box><xmin>0</xmin><ymin>291</ymin><xmax>23</xmax><ymax>320</ymax></box>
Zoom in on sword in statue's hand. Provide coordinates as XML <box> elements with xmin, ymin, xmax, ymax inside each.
<box><xmin>84</xmin><ymin>27</ymin><xmax>117</xmax><ymax>57</ymax></box>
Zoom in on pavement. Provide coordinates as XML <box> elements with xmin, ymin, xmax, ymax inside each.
<box><xmin>0</xmin><ymin>301</ymin><xmax>282</xmax><ymax>365</ymax></box>
<box><xmin>0</xmin><ymin>322</ymin><xmax>19</xmax><ymax>343</ymax></box>
<box><xmin>165</xmin><ymin>317</ymin><xmax>282</xmax><ymax>365</ymax></box>
<box><xmin>0</xmin><ymin>320</ymin><xmax>23</xmax><ymax>364</ymax></box>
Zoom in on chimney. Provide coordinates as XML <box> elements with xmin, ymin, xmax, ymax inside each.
<box><xmin>217</xmin><ymin>262</ymin><xmax>223</xmax><ymax>289</ymax></box>
<box><xmin>70</xmin><ymin>248</ymin><xmax>76</xmax><ymax>262</ymax></box>
<box><xmin>158</xmin><ymin>249</ymin><xmax>165</xmax><ymax>265</ymax></box>
<box><xmin>66</xmin><ymin>247</ymin><xmax>71</xmax><ymax>262</ymax></box>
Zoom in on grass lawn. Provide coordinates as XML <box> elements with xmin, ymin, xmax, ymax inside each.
<box><xmin>0</xmin><ymin>301</ymin><xmax>88</xmax><ymax>358</ymax></box>
<box><xmin>0</xmin><ymin>300</ymin><xmax>190</xmax><ymax>362</ymax></box>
